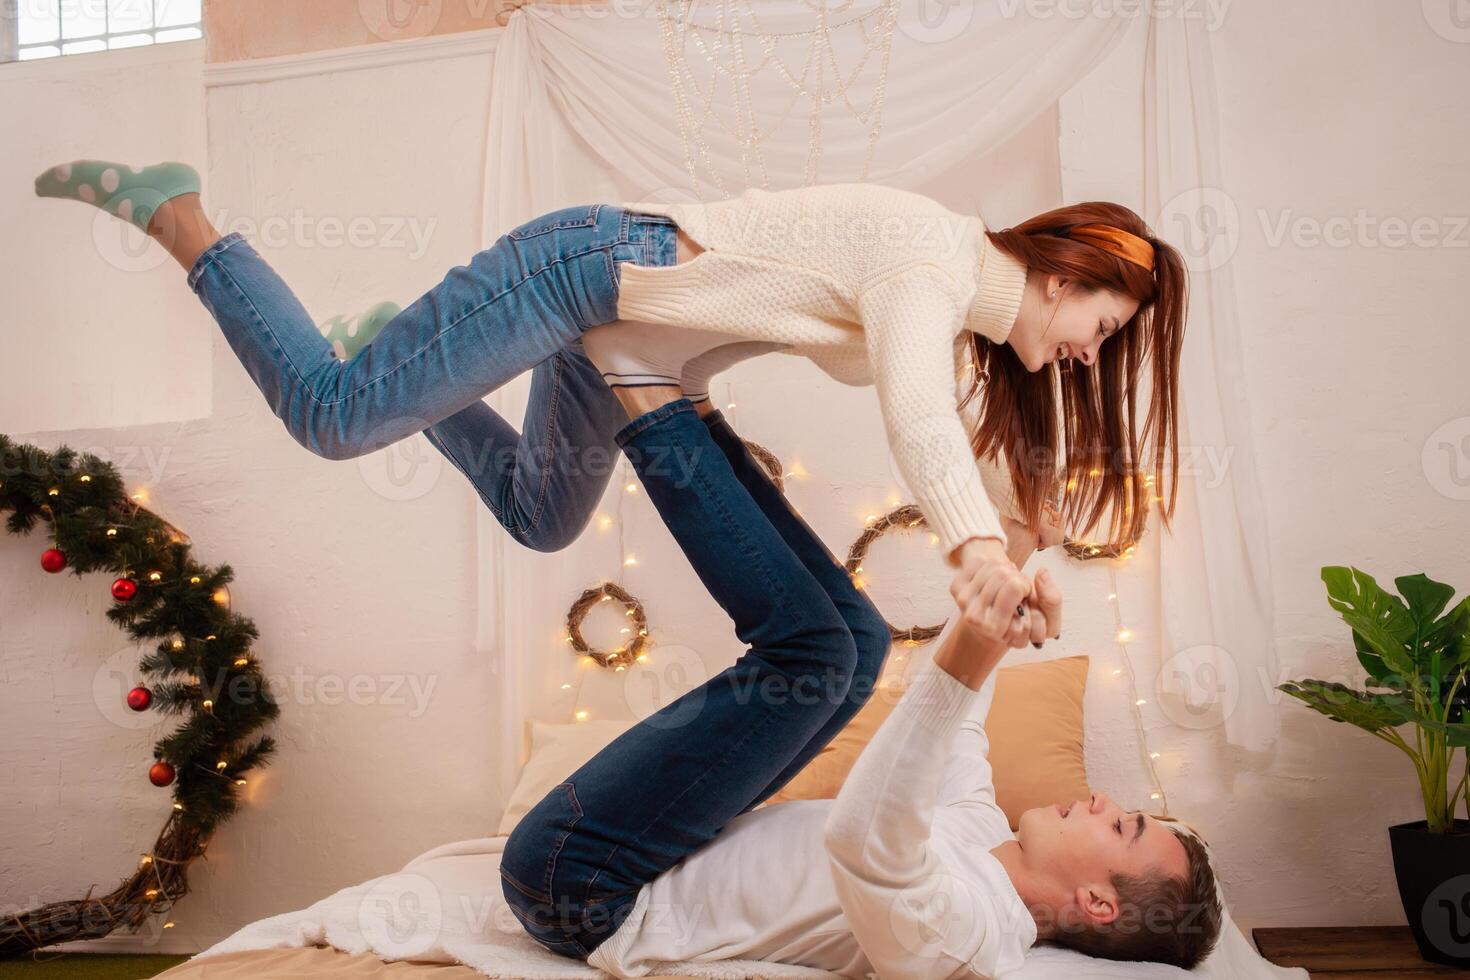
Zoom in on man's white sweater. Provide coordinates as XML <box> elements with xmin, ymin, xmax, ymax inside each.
<box><xmin>615</xmin><ymin>183</ymin><xmax>1031</xmax><ymax>555</ymax></box>
<box><xmin>585</xmin><ymin>628</ymin><xmax>1038</xmax><ymax>978</ymax></box>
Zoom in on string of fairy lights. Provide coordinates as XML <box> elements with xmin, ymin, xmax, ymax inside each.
<box><xmin>554</xmin><ymin>386</ymin><xmax>1175</xmax><ymax>814</ymax></box>
<box><xmin>121</xmin><ymin>485</ymin><xmax>256</xmax><ymax>931</ymax></box>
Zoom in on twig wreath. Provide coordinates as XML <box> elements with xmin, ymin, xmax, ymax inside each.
<box><xmin>843</xmin><ymin>504</ymin><xmax>947</xmax><ymax>647</ymax></box>
<box><xmin>1051</xmin><ymin>472</ymin><xmax>1149</xmax><ymax>561</ymax></box>
<box><xmin>0</xmin><ymin>433</ymin><xmax>280</xmax><ymax>955</ymax></box>
<box><xmin>565</xmin><ymin>581</ymin><xmax>649</xmax><ymax>671</ymax></box>
<box><xmin>741</xmin><ymin>439</ymin><xmax>785</xmax><ymax>492</ymax></box>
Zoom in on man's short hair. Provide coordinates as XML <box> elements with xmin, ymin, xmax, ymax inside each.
<box><xmin>1050</xmin><ymin>822</ymin><xmax>1223</xmax><ymax>969</ymax></box>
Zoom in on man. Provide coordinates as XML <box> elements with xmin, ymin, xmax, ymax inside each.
<box><xmin>500</xmin><ymin>399</ymin><xmax>1223</xmax><ymax>977</ymax></box>
<box><xmin>582</xmin><ymin>572</ymin><xmax>1223</xmax><ymax>977</ymax></box>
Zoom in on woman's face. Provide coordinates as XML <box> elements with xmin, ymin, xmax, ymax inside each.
<box><xmin>1008</xmin><ymin>273</ymin><xmax>1141</xmax><ymax>373</ymax></box>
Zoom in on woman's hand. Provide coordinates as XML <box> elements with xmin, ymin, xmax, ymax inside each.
<box><xmin>1038</xmin><ymin>501</ymin><xmax>1067</xmax><ymax>549</ymax></box>
<box><xmin>949</xmin><ymin>537</ymin><xmax>1035</xmax><ymax>648</ymax></box>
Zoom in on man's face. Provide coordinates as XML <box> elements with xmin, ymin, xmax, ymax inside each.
<box><xmin>1015</xmin><ymin>791</ymin><xmax>1189</xmax><ymax>924</ymax></box>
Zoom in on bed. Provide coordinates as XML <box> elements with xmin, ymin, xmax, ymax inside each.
<box><xmin>151</xmin><ymin>834</ymin><xmax>1303</xmax><ymax>980</ymax></box>
<box><xmin>155</xmin><ymin>657</ymin><xmax>1306</xmax><ymax>980</ymax></box>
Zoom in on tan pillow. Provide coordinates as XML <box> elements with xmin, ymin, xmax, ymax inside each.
<box><xmin>497</xmin><ymin>717</ymin><xmax>636</xmax><ymax>836</ymax></box>
<box><xmin>769</xmin><ymin>655</ymin><xmax>1091</xmax><ymax>830</ymax></box>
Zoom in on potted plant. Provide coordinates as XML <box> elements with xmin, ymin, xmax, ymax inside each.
<box><xmin>1280</xmin><ymin>567</ymin><xmax>1470</xmax><ymax>968</ymax></box>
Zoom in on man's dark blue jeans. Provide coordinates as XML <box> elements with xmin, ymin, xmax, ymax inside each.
<box><xmin>499</xmin><ymin>399</ymin><xmax>891</xmax><ymax>960</ymax></box>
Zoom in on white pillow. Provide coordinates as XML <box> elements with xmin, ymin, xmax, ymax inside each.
<box><xmin>497</xmin><ymin>718</ymin><xmax>637</xmax><ymax>836</ymax></box>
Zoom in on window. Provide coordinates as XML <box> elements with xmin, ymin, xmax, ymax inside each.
<box><xmin>4</xmin><ymin>0</ymin><xmax>202</xmax><ymax>63</ymax></box>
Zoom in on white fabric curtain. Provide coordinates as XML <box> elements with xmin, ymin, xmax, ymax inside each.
<box><xmin>476</xmin><ymin>0</ymin><xmax>1278</xmax><ymax>764</ymax></box>
<box><xmin>1144</xmin><ymin>13</ymin><xmax>1280</xmax><ymax>752</ymax></box>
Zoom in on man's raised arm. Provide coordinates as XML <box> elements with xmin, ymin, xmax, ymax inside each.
<box><xmin>821</xmin><ymin>571</ymin><xmax>1061</xmax><ymax>979</ymax></box>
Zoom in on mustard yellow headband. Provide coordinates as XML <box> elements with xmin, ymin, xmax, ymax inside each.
<box><xmin>1066</xmin><ymin>223</ymin><xmax>1156</xmax><ymax>272</ymax></box>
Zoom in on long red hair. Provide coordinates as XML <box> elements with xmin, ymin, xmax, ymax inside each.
<box><xmin>959</xmin><ymin>202</ymin><xmax>1187</xmax><ymax>548</ymax></box>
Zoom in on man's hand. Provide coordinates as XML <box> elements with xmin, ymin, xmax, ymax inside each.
<box><xmin>938</xmin><ymin>566</ymin><xmax>1064</xmax><ymax>691</ymax></box>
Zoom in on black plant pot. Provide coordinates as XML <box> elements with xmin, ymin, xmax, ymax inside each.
<box><xmin>1389</xmin><ymin>819</ymin><xmax>1470</xmax><ymax>967</ymax></box>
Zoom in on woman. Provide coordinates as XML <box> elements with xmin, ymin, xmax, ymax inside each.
<box><xmin>33</xmin><ymin>159</ymin><xmax>1183</xmax><ymax>641</ymax></box>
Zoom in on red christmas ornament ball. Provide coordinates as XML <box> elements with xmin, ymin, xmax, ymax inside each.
<box><xmin>148</xmin><ymin>761</ymin><xmax>176</xmax><ymax>787</ymax></box>
<box><xmin>40</xmin><ymin>548</ymin><xmax>67</xmax><ymax>573</ymax></box>
<box><xmin>127</xmin><ymin>686</ymin><xmax>152</xmax><ymax>711</ymax></box>
<box><xmin>111</xmin><ymin>577</ymin><xmax>139</xmax><ymax>602</ymax></box>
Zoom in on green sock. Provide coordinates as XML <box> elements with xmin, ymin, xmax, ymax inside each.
<box><xmin>33</xmin><ymin>159</ymin><xmax>200</xmax><ymax>233</ymax></box>
<box><xmin>318</xmin><ymin>301</ymin><xmax>402</xmax><ymax>360</ymax></box>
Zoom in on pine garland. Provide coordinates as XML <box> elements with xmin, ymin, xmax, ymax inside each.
<box><xmin>0</xmin><ymin>432</ymin><xmax>281</xmax><ymax>955</ymax></box>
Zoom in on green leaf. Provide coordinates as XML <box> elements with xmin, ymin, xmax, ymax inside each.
<box><xmin>1278</xmin><ymin>679</ymin><xmax>1404</xmax><ymax>735</ymax></box>
<box><xmin>1397</xmin><ymin>573</ymin><xmax>1457</xmax><ymax>625</ymax></box>
<box><xmin>1427</xmin><ymin>596</ymin><xmax>1470</xmax><ymax>667</ymax></box>
<box><xmin>1322</xmin><ymin>566</ymin><xmax>1417</xmax><ymax>676</ymax></box>
<box><xmin>1357</xmin><ymin>644</ymin><xmax>1393</xmax><ymax>685</ymax></box>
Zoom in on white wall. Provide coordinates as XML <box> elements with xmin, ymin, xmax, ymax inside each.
<box><xmin>1</xmin><ymin>0</ymin><xmax>1467</xmax><ymax>955</ymax></box>
<box><xmin>2</xmin><ymin>39</ymin><xmax>500</xmax><ymax>953</ymax></box>
<box><xmin>1</xmin><ymin>40</ymin><xmax>212</xmax><ymax>432</ymax></box>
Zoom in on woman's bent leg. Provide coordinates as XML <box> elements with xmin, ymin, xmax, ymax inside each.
<box><xmin>698</xmin><ymin>409</ymin><xmax>892</xmax><ymax>809</ymax></box>
<box><xmin>500</xmin><ymin>400</ymin><xmax>859</xmax><ymax>959</ymax></box>
<box><xmin>186</xmin><ymin>204</ymin><xmax>660</xmax><ymax>461</ymax></box>
<box><xmin>422</xmin><ymin>342</ymin><xmax>629</xmax><ymax>552</ymax></box>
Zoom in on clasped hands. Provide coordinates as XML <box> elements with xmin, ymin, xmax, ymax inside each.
<box><xmin>948</xmin><ymin>529</ymin><xmax>1063</xmax><ymax>650</ymax></box>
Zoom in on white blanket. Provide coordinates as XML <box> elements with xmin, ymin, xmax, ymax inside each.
<box><xmin>194</xmin><ymin>836</ymin><xmax>1307</xmax><ymax>980</ymax></box>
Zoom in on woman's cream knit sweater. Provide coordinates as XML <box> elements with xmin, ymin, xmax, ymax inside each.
<box><xmin>616</xmin><ymin>182</ymin><xmax>1030</xmax><ymax>556</ymax></box>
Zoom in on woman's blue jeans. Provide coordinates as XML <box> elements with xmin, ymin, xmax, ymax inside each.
<box><xmin>498</xmin><ymin>401</ymin><xmax>892</xmax><ymax>961</ymax></box>
<box><xmin>187</xmin><ymin>203</ymin><xmax>671</xmax><ymax>552</ymax></box>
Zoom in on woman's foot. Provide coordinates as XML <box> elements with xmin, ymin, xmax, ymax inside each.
<box><xmin>579</xmin><ymin>319</ymin><xmax>737</xmax><ymax>390</ymax></box>
<box><xmin>34</xmin><ymin>159</ymin><xmax>200</xmax><ymax>234</ymax></box>
<box><xmin>319</xmin><ymin>300</ymin><xmax>402</xmax><ymax>360</ymax></box>
<box><xmin>35</xmin><ymin>159</ymin><xmax>222</xmax><ymax>270</ymax></box>
<box><xmin>680</xmin><ymin>340</ymin><xmax>786</xmax><ymax>403</ymax></box>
